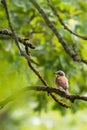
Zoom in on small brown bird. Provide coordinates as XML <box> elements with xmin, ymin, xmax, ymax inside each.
<box><xmin>54</xmin><ymin>70</ymin><xmax>69</xmax><ymax>94</ymax></box>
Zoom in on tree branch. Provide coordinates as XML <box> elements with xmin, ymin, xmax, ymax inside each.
<box><xmin>47</xmin><ymin>0</ymin><xmax>87</xmax><ymax>40</ymax></box>
<box><xmin>29</xmin><ymin>0</ymin><xmax>87</xmax><ymax>64</ymax></box>
<box><xmin>29</xmin><ymin>86</ymin><xmax>87</xmax><ymax>103</ymax></box>
<box><xmin>0</xmin><ymin>86</ymin><xmax>87</xmax><ymax>109</ymax></box>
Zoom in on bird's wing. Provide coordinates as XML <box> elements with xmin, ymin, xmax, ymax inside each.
<box><xmin>56</xmin><ymin>76</ymin><xmax>68</xmax><ymax>90</ymax></box>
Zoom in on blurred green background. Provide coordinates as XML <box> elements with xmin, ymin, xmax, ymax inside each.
<box><xmin>0</xmin><ymin>0</ymin><xmax>87</xmax><ymax>130</ymax></box>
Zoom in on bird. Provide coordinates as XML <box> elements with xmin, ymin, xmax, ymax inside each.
<box><xmin>54</xmin><ymin>70</ymin><xmax>69</xmax><ymax>94</ymax></box>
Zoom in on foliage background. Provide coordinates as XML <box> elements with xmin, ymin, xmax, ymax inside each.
<box><xmin>0</xmin><ymin>0</ymin><xmax>87</xmax><ymax>130</ymax></box>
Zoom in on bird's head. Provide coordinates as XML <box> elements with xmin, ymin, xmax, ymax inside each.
<box><xmin>54</xmin><ymin>70</ymin><xmax>65</xmax><ymax>77</ymax></box>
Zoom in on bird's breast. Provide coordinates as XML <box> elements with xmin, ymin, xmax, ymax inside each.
<box><xmin>55</xmin><ymin>76</ymin><xmax>68</xmax><ymax>90</ymax></box>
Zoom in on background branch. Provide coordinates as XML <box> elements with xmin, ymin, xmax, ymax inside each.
<box><xmin>47</xmin><ymin>0</ymin><xmax>87</xmax><ymax>40</ymax></box>
<box><xmin>29</xmin><ymin>0</ymin><xmax>87</xmax><ymax>64</ymax></box>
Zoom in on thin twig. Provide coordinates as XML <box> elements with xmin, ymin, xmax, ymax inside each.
<box><xmin>0</xmin><ymin>29</ymin><xmax>35</xmax><ymax>49</ymax></box>
<box><xmin>50</xmin><ymin>93</ymin><xmax>70</xmax><ymax>108</ymax></box>
<box><xmin>27</xmin><ymin>60</ymin><xmax>48</xmax><ymax>86</ymax></box>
